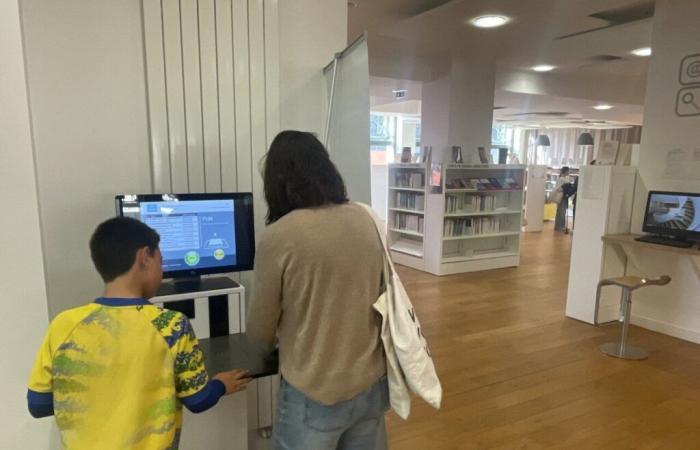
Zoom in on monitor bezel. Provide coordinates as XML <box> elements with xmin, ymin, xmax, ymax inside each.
<box><xmin>642</xmin><ymin>190</ymin><xmax>700</xmax><ymax>240</ymax></box>
<box><xmin>115</xmin><ymin>192</ymin><xmax>255</xmax><ymax>278</ymax></box>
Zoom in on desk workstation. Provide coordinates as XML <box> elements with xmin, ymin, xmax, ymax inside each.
<box><xmin>568</xmin><ymin>179</ymin><xmax>700</xmax><ymax>343</ymax></box>
<box><xmin>602</xmin><ymin>234</ymin><xmax>700</xmax><ymax>278</ymax></box>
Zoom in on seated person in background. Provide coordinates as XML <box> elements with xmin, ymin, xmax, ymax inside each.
<box><xmin>27</xmin><ymin>217</ymin><xmax>251</xmax><ymax>450</ymax></box>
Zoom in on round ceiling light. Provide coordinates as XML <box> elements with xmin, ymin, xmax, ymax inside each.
<box><xmin>593</xmin><ymin>104</ymin><xmax>614</xmax><ymax>110</ymax></box>
<box><xmin>630</xmin><ymin>47</ymin><xmax>652</xmax><ymax>57</ymax></box>
<box><xmin>532</xmin><ymin>65</ymin><xmax>555</xmax><ymax>72</ymax></box>
<box><xmin>470</xmin><ymin>15</ymin><xmax>510</xmax><ymax>28</ymax></box>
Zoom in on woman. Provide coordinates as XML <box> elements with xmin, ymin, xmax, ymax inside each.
<box><xmin>553</xmin><ymin>166</ymin><xmax>573</xmax><ymax>233</ymax></box>
<box><xmin>247</xmin><ymin>131</ymin><xmax>388</xmax><ymax>450</ymax></box>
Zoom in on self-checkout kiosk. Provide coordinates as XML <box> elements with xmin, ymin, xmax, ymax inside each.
<box><xmin>116</xmin><ymin>193</ymin><xmax>278</xmax><ymax>450</ymax></box>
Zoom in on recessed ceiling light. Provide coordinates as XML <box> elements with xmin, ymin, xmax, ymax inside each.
<box><xmin>470</xmin><ymin>15</ymin><xmax>510</xmax><ymax>28</ymax></box>
<box><xmin>532</xmin><ymin>65</ymin><xmax>555</xmax><ymax>72</ymax></box>
<box><xmin>593</xmin><ymin>104</ymin><xmax>614</xmax><ymax>110</ymax></box>
<box><xmin>630</xmin><ymin>47</ymin><xmax>652</xmax><ymax>57</ymax></box>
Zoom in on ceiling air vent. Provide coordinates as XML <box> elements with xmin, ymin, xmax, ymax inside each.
<box><xmin>507</xmin><ymin>111</ymin><xmax>570</xmax><ymax>117</ymax></box>
<box><xmin>399</xmin><ymin>0</ymin><xmax>454</xmax><ymax>18</ymax></box>
<box><xmin>589</xmin><ymin>55</ymin><xmax>624</xmax><ymax>63</ymax></box>
<box><xmin>579</xmin><ymin>54</ymin><xmax>625</xmax><ymax>69</ymax></box>
<box><xmin>556</xmin><ymin>0</ymin><xmax>655</xmax><ymax>40</ymax></box>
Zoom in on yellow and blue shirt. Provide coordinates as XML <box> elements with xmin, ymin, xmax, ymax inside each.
<box><xmin>27</xmin><ymin>298</ymin><xmax>225</xmax><ymax>450</ymax></box>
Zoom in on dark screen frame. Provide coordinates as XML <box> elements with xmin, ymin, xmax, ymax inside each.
<box><xmin>642</xmin><ymin>190</ymin><xmax>700</xmax><ymax>240</ymax></box>
<box><xmin>114</xmin><ymin>192</ymin><xmax>255</xmax><ymax>278</ymax></box>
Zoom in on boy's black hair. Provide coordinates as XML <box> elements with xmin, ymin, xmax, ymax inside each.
<box><xmin>89</xmin><ymin>217</ymin><xmax>160</xmax><ymax>282</ymax></box>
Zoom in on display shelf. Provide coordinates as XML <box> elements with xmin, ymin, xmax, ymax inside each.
<box><xmin>445</xmin><ymin>188</ymin><xmax>478</xmax><ymax>193</ymax></box>
<box><xmin>442</xmin><ymin>231</ymin><xmax>521</xmax><ymax>241</ymax></box>
<box><xmin>388</xmin><ymin>163</ymin><xmax>427</xmax><ymax>169</ymax></box>
<box><xmin>389</xmin><ymin>207</ymin><xmax>424</xmax><ymax>215</ymax></box>
<box><xmin>444</xmin><ymin>210</ymin><xmax>521</xmax><ymax>218</ymax></box>
<box><xmin>442</xmin><ymin>251</ymin><xmax>519</xmax><ymax>263</ymax></box>
<box><xmin>419</xmin><ymin>164</ymin><xmax>525</xmax><ymax>275</ymax></box>
<box><xmin>387</xmin><ymin>164</ymin><xmax>428</xmax><ymax>271</ymax></box>
<box><xmin>389</xmin><ymin>228</ymin><xmax>424</xmax><ymax>237</ymax></box>
<box><xmin>390</xmin><ymin>240</ymin><xmax>424</xmax><ymax>257</ymax></box>
<box><xmin>387</xmin><ymin>163</ymin><xmax>525</xmax><ymax>275</ymax></box>
<box><xmin>388</xmin><ymin>187</ymin><xmax>425</xmax><ymax>192</ymax></box>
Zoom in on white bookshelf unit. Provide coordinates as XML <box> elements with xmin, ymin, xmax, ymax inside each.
<box><xmin>387</xmin><ymin>163</ymin><xmax>427</xmax><ymax>270</ymax></box>
<box><xmin>423</xmin><ymin>164</ymin><xmax>526</xmax><ymax>275</ymax></box>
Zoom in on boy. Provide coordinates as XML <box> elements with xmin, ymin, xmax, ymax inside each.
<box><xmin>27</xmin><ymin>217</ymin><xmax>251</xmax><ymax>449</ymax></box>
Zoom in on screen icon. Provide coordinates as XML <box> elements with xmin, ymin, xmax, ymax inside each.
<box><xmin>213</xmin><ymin>249</ymin><xmax>225</xmax><ymax>260</ymax></box>
<box><xmin>676</xmin><ymin>87</ymin><xmax>700</xmax><ymax>117</ymax></box>
<box><xmin>184</xmin><ymin>251</ymin><xmax>200</xmax><ymax>266</ymax></box>
<box><xmin>679</xmin><ymin>54</ymin><xmax>700</xmax><ymax>85</ymax></box>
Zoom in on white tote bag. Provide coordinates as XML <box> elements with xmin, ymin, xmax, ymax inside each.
<box><xmin>358</xmin><ymin>203</ymin><xmax>442</xmax><ymax>419</ymax></box>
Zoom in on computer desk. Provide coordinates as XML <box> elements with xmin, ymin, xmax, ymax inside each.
<box><xmin>602</xmin><ymin>234</ymin><xmax>700</xmax><ymax>278</ymax></box>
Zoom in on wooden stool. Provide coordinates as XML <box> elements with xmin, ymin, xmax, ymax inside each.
<box><xmin>594</xmin><ymin>275</ymin><xmax>671</xmax><ymax>360</ymax></box>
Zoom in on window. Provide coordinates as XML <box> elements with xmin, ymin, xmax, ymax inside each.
<box><xmin>370</xmin><ymin>113</ymin><xmax>421</xmax><ymax>165</ymax></box>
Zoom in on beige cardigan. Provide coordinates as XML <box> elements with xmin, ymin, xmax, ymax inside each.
<box><xmin>247</xmin><ymin>203</ymin><xmax>386</xmax><ymax>405</ymax></box>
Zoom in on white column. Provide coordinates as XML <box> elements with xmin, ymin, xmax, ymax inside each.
<box><xmin>629</xmin><ymin>0</ymin><xmax>700</xmax><ymax>342</ymax></box>
<box><xmin>0</xmin><ymin>0</ymin><xmax>52</xmax><ymax>447</ymax></box>
<box><xmin>421</xmin><ymin>56</ymin><xmax>496</xmax><ymax>163</ymax></box>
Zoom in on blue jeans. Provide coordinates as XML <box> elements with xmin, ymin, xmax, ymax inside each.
<box><xmin>272</xmin><ymin>377</ymin><xmax>389</xmax><ymax>450</ymax></box>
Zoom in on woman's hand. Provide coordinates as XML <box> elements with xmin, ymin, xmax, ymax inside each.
<box><xmin>214</xmin><ymin>369</ymin><xmax>253</xmax><ymax>395</ymax></box>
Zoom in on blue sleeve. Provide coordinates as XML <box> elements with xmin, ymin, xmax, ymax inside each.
<box><xmin>181</xmin><ymin>379</ymin><xmax>226</xmax><ymax>413</ymax></box>
<box><xmin>27</xmin><ymin>390</ymin><xmax>54</xmax><ymax>418</ymax></box>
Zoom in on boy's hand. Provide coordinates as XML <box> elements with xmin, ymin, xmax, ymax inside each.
<box><xmin>214</xmin><ymin>369</ymin><xmax>252</xmax><ymax>395</ymax></box>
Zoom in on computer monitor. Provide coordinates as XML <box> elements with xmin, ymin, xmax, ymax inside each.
<box><xmin>642</xmin><ymin>191</ymin><xmax>700</xmax><ymax>240</ymax></box>
<box><xmin>115</xmin><ymin>193</ymin><xmax>255</xmax><ymax>279</ymax></box>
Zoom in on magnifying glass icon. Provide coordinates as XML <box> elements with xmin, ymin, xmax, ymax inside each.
<box><xmin>682</xmin><ymin>92</ymin><xmax>700</xmax><ymax>110</ymax></box>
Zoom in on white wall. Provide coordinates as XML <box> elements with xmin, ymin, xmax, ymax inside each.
<box><xmin>7</xmin><ymin>0</ymin><xmax>345</xmax><ymax>447</ymax></box>
<box><xmin>0</xmin><ymin>0</ymin><xmax>51</xmax><ymax>446</ymax></box>
<box><xmin>22</xmin><ymin>0</ymin><xmax>287</xmax><ymax>317</ymax></box>
<box><xmin>421</xmin><ymin>74</ymin><xmax>451</xmax><ymax>163</ymax></box>
<box><xmin>21</xmin><ymin>0</ymin><xmax>153</xmax><ymax>317</ymax></box>
<box><xmin>278</xmin><ymin>0</ymin><xmax>347</xmax><ymax>136</ymax></box>
<box><xmin>448</xmin><ymin>57</ymin><xmax>496</xmax><ymax>163</ymax></box>
<box><xmin>629</xmin><ymin>0</ymin><xmax>700</xmax><ymax>342</ymax></box>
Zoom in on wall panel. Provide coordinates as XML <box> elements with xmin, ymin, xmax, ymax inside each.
<box><xmin>143</xmin><ymin>0</ymin><xmax>278</xmax><ymax>196</ymax></box>
<box><xmin>198</xmin><ymin>0</ymin><xmax>222</xmax><ymax>192</ymax></box>
<box><xmin>142</xmin><ymin>0</ymin><xmax>280</xmax><ymax>434</ymax></box>
<box><xmin>162</xmin><ymin>0</ymin><xmax>189</xmax><ymax>192</ymax></box>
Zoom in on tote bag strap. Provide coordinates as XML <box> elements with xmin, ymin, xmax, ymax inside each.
<box><xmin>355</xmin><ymin>202</ymin><xmax>399</xmax><ymax>275</ymax></box>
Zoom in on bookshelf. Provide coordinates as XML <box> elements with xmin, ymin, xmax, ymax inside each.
<box><xmin>422</xmin><ymin>164</ymin><xmax>526</xmax><ymax>275</ymax></box>
<box><xmin>387</xmin><ymin>163</ymin><xmax>427</xmax><ymax>270</ymax></box>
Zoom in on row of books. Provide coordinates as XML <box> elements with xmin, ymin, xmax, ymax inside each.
<box><xmin>393</xmin><ymin>172</ymin><xmax>425</xmax><ymax>188</ymax></box>
<box><xmin>443</xmin><ymin>216</ymin><xmax>509</xmax><ymax>237</ymax></box>
<box><xmin>393</xmin><ymin>192</ymin><xmax>425</xmax><ymax>211</ymax></box>
<box><xmin>445</xmin><ymin>177</ymin><xmax>521</xmax><ymax>190</ymax></box>
<box><xmin>445</xmin><ymin>194</ymin><xmax>502</xmax><ymax>213</ymax></box>
<box><xmin>393</xmin><ymin>212</ymin><xmax>424</xmax><ymax>233</ymax></box>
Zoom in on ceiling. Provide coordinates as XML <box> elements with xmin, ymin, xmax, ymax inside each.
<box><xmin>493</xmin><ymin>90</ymin><xmax>643</xmax><ymax>128</ymax></box>
<box><xmin>351</xmin><ymin>0</ymin><xmax>653</xmax><ymax>126</ymax></box>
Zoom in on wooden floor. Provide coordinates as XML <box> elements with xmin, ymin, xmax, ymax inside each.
<box><xmin>387</xmin><ymin>224</ymin><xmax>700</xmax><ymax>450</ymax></box>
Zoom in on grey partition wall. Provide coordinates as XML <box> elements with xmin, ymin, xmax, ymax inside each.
<box><xmin>324</xmin><ymin>34</ymin><xmax>371</xmax><ymax>204</ymax></box>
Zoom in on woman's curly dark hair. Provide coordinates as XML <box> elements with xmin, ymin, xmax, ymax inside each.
<box><xmin>262</xmin><ymin>131</ymin><xmax>348</xmax><ymax>224</ymax></box>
